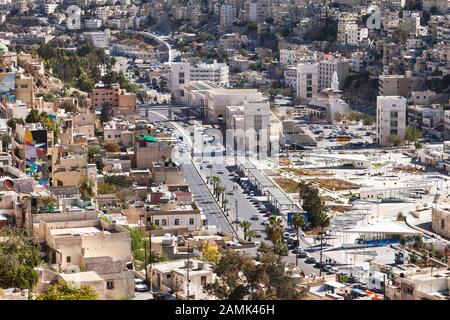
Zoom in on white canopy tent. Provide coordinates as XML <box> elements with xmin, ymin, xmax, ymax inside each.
<box><xmin>343</xmin><ymin>222</ymin><xmax>420</xmax><ymax>236</ymax></box>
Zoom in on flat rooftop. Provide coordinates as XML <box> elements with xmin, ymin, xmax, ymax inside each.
<box><xmin>50</xmin><ymin>226</ymin><xmax>110</xmax><ymax>237</ymax></box>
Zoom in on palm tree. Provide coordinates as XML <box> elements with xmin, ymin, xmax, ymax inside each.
<box><xmin>292</xmin><ymin>214</ymin><xmax>305</xmax><ymax>267</ymax></box>
<box><xmin>265</xmin><ymin>215</ymin><xmax>284</xmax><ymax>246</ymax></box>
<box><xmin>240</xmin><ymin>220</ymin><xmax>252</xmax><ymax>240</ymax></box>
<box><xmin>246</xmin><ymin>230</ymin><xmax>257</xmax><ymax>242</ymax></box>
<box><xmin>317</xmin><ymin>212</ymin><xmax>330</xmax><ymax>276</ymax></box>
<box><xmin>221</xmin><ymin>198</ymin><xmax>229</xmax><ymax>212</ymax></box>
<box><xmin>216</xmin><ymin>186</ymin><xmax>225</xmax><ymax>201</ymax></box>
<box><xmin>211</xmin><ymin>176</ymin><xmax>220</xmax><ymax>194</ymax></box>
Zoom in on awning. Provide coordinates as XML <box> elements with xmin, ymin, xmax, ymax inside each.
<box><xmin>343</xmin><ymin>222</ymin><xmax>420</xmax><ymax>235</ymax></box>
<box><xmin>136</xmin><ymin>134</ymin><xmax>160</xmax><ymax>143</ymax></box>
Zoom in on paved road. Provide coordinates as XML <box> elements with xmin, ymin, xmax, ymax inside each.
<box><xmin>182</xmin><ymin>162</ymin><xmax>235</xmax><ymax>234</ymax></box>
<box><xmin>146</xmin><ymin>111</ymin><xmax>234</xmax><ymax>234</ymax></box>
<box><xmin>145</xmin><ymin>111</ymin><xmax>324</xmax><ymax>275</ymax></box>
<box><xmin>135</xmin><ymin>31</ymin><xmax>178</xmax><ymax>63</ymax></box>
<box><xmin>179</xmin><ymin>125</ymin><xmax>267</xmax><ymax>240</ymax></box>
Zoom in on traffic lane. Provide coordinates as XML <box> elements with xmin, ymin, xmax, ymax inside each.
<box><xmin>181</xmin><ymin>163</ymin><xmax>234</xmax><ymax>234</ymax></box>
<box><xmin>282</xmin><ymin>254</ymin><xmax>319</xmax><ymax>276</ymax></box>
<box><xmin>145</xmin><ymin>112</ymin><xmax>235</xmax><ymax>234</ymax></box>
<box><xmin>200</xmin><ymin>162</ymin><xmax>264</xmax><ymax>232</ymax></box>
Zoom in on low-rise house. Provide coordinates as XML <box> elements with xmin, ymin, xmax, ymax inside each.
<box><xmin>33</xmin><ymin>218</ymin><xmax>134</xmax><ymax>300</ymax></box>
<box><xmin>148</xmin><ymin>259</ymin><xmax>216</xmax><ymax>300</ymax></box>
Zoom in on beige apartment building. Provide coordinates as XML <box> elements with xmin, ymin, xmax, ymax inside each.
<box><xmin>385</xmin><ymin>266</ymin><xmax>450</xmax><ymax>300</ymax></box>
<box><xmin>134</xmin><ymin>135</ymin><xmax>173</xmax><ymax>169</ymax></box>
<box><xmin>432</xmin><ymin>206</ymin><xmax>450</xmax><ymax>238</ymax></box>
<box><xmin>51</xmin><ymin>153</ymin><xmax>87</xmax><ymax>187</ymax></box>
<box><xmin>33</xmin><ymin>218</ymin><xmax>134</xmax><ymax>300</ymax></box>
<box><xmin>144</xmin><ymin>197</ymin><xmax>202</xmax><ymax>232</ymax></box>
<box><xmin>151</xmin><ymin>160</ymin><xmax>185</xmax><ymax>185</ymax></box>
<box><xmin>378</xmin><ymin>74</ymin><xmax>412</xmax><ymax>97</ymax></box>
<box><xmin>90</xmin><ymin>83</ymin><xmax>136</xmax><ymax>115</ymax></box>
<box><xmin>15</xmin><ymin>73</ymin><xmax>34</xmax><ymax>107</ymax></box>
<box><xmin>149</xmin><ymin>260</ymin><xmax>215</xmax><ymax>300</ymax></box>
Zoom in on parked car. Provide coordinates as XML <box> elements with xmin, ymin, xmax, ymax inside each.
<box><xmin>251</xmin><ymin>214</ymin><xmax>260</xmax><ymax>220</ymax></box>
<box><xmin>297</xmin><ymin>251</ymin><xmax>308</xmax><ymax>258</ymax></box>
<box><xmin>153</xmin><ymin>292</ymin><xmax>176</xmax><ymax>300</ymax></box>
<box><xmin>305</xmin><ymin>256</ymin><xmax>317</xmax><ymax>264</ymax></box>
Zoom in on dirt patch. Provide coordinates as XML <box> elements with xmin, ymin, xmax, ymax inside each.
<box><xmin>314</xmin><ymin>178</ymin><xmax>359</xmax><ymax>191</ymax></box>
<box><xmin>273</xmin><ymin>177</ymin><xmax>299</xmax><ymax>193</ymax></box>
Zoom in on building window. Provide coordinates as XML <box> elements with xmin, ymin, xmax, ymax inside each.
<box><xmin>107</xmin><ymin>281</ymin><xmax>114</xmax><ymax>290</ymax></box>
<box><xmin>175</xmin><ymin>219</ymin><xmax>180</xmax><ymax>226</ymax></box>
<box><xmin>66</xmin><ymin>256</ymin><xmax>71</xmax><ymax>263</ymax></box>
<box><xmin>162</xmin><ymin>219</ymin><xmax>167</xmax><ymax>226</ymax></box>
<box><xmin>189</xmin><ymin>218</ymin><xmax>194</xmax><ymax>225</ymax></box>
<box><xmin>201</xmin><ymin>276</ymin><xmax>207</xmax><ymax>286</ymax></box>
<box><xmin>155</xmin><ymin>219</ymin><xmax>159</xmax><ymax>226</ymax></box>
<box><xmin>441</xmin><ymin>219</ymin><xmax>445</xmax><ymax>230</ymax></box>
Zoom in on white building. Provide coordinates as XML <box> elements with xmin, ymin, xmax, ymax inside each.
<box><xmin>296</xmin><ymin>63</ymin><xmax>319</xmax><ymax>99</ymax></box>
<box><xmin>226</xmin><ymin>99</ymin><xmax>272</xmax><ymax>158</ymax></box>
<box><xmin>318</xmin><ymin>58</ymin><xmax>349</xmax><ymax>90</ymax></box>
<box><xmin>85</xmin><ymin>19</ymin><xmax>103</xmax><ymax>29</ymax></box>
<box><xmin>245</xmin><ymin>1</ymin><xmax>258</xmax><ymax>22</ymax></box>
<box><xmin>83</xmin><ymin>29</ymin><xmax>110</xmax><ymax>48</ymax></box>
<box><xmin>376</xmin><ymin>96</ymin><xmax>407</xmax><ymax>146</ymax></box>
<box><xmin>44</xmin><ymin>3</ymin><xmax>58</xmax><ymax>15</ymax></box>
<box><xmin>219</xmin><ymin>3</ymin><xmax>235</xmax><ymax>33</ymax></box>
<box><xmin>170</xmin><ymin>61</ymin><xmax>229</xmax><ymax>96</ymax></box>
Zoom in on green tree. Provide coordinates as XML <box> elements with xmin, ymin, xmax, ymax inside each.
<box><xmin>348</xmin><ymin>110</ymin><xmax>363</xmax><ymax>123</ymax></box>
<box><xmin>414</xmin><ymin>141</ymin><xmax>423</xmax><ymax>150</ymax></box>
<box><xmin>298</xmin><ymin>181</ymin><xmax>327</xmax><ymax>228</ymax></box>
<box><xmin>103</xmin><ymin>141</ymin><xmax>120</xmax><ymax>153</ymax></box>
<box><xmin>43</xmin><ymin>92</ymin><xmax>56</xmax><ymax>102</ymax></box>
<box><xmin>97</xmin><ymin>182</ymin><xmax>116</xmax><ymax>194</ymax></box>
<box><xmin>0</xmin><ymin>227</ymin><xmax>41</xmax><ymax>290</ymax></box>
<box><xmin>292</xmin><ymin>214</ymin><xmax>305</xmax><ymax>266</ymax></box>
<box><xmin>87</xmin><ymin>146</ymin><xmax>101</xmax><ymax>163</ymax></box>
<box><xmin>334</xmin><ymin>112</ymin><xmax>343</xmax><ymax>122</ymax></box>
<box><xmin>25</xmin><ymin>108</ymin><xmax>41</xmax><ymax>123</ymax></box>
<box><xmin>386</xmin><ymin>135</ymin><xmax>404</xmax><ymax>146</ymax></box>
<box><xmin>7</xmin><ymin>117</ymin><xmax>25</xmax><ymax>130</ymax></box>
<box><xmin>397</xmin><ymin>212</ymin><xmax>406</xmax><ymax>221</ymax></box>
<box><xmin>0</xmin><ymin>132</ymin><xmax>11</xmax><ymax>151</ymax></box>
<box><xmin>37</xmin><ymin>281</ymin><xmax>97</xmax><ymax>300</ymax></box>
<box><xmin>317</xmin><ymin>212</ymin><xmax>330</xmax><ymax>276</ymax></box>
<box><xmin>405</xmin><ymin>126</ymin><xmax>422</xmax><ymax>144</ymax></box>
<box><xmin>104</xmin><ymin>175</ymin><xmax>133</xmax><ymax>188</ymax></box>
<box><xmin>101</xmin><ymin>70</ymin><xmax>138</xmax><ymax>93</ymax></box>
<box><xmin>240</xmin><ymin>220</ymin><xmax>252</xmax><ymax>241</ymax></box>
<box><xmin>362</xmin><ymin>114</ymin><xmax>375</xmax><ymax>127</ymax></box>
<box><xmin>79</xmin><ymin>177</ymin><xmax>94</xmax><ymax>201</ymax></box>
<box><xmin>246</xmin><ymin>230</ymin><xmax>257</xmax><ymax>242</ymax></box>
<box><xmin>265</xmin><ymin>216</ymin><xmax>284</xmax><ymax>247</ymax></box>
<box><xmin>204</xmin><ymin>247</ymin><xmax>306</xmax><ymax>300</ymax></box>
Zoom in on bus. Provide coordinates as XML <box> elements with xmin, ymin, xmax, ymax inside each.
<box><xmin>336</xmin><ymin>135</ymin><xmax>352</xmax><ymax>142</ymax></box>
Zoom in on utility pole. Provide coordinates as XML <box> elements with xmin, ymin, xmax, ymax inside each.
<box><xmin>235</xmin><ymin>197</ymin><xmax>239</xmax><ymax>225</ymax></box>
<box><xmin>149</xmin><ymin>215</ymin><xmax>153</xmax><ymax>292</ymax></box>
<box><xmin>187</xmin><ymin>242</ymin><xmax>190</xmax><ymax>300</ymax></box>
